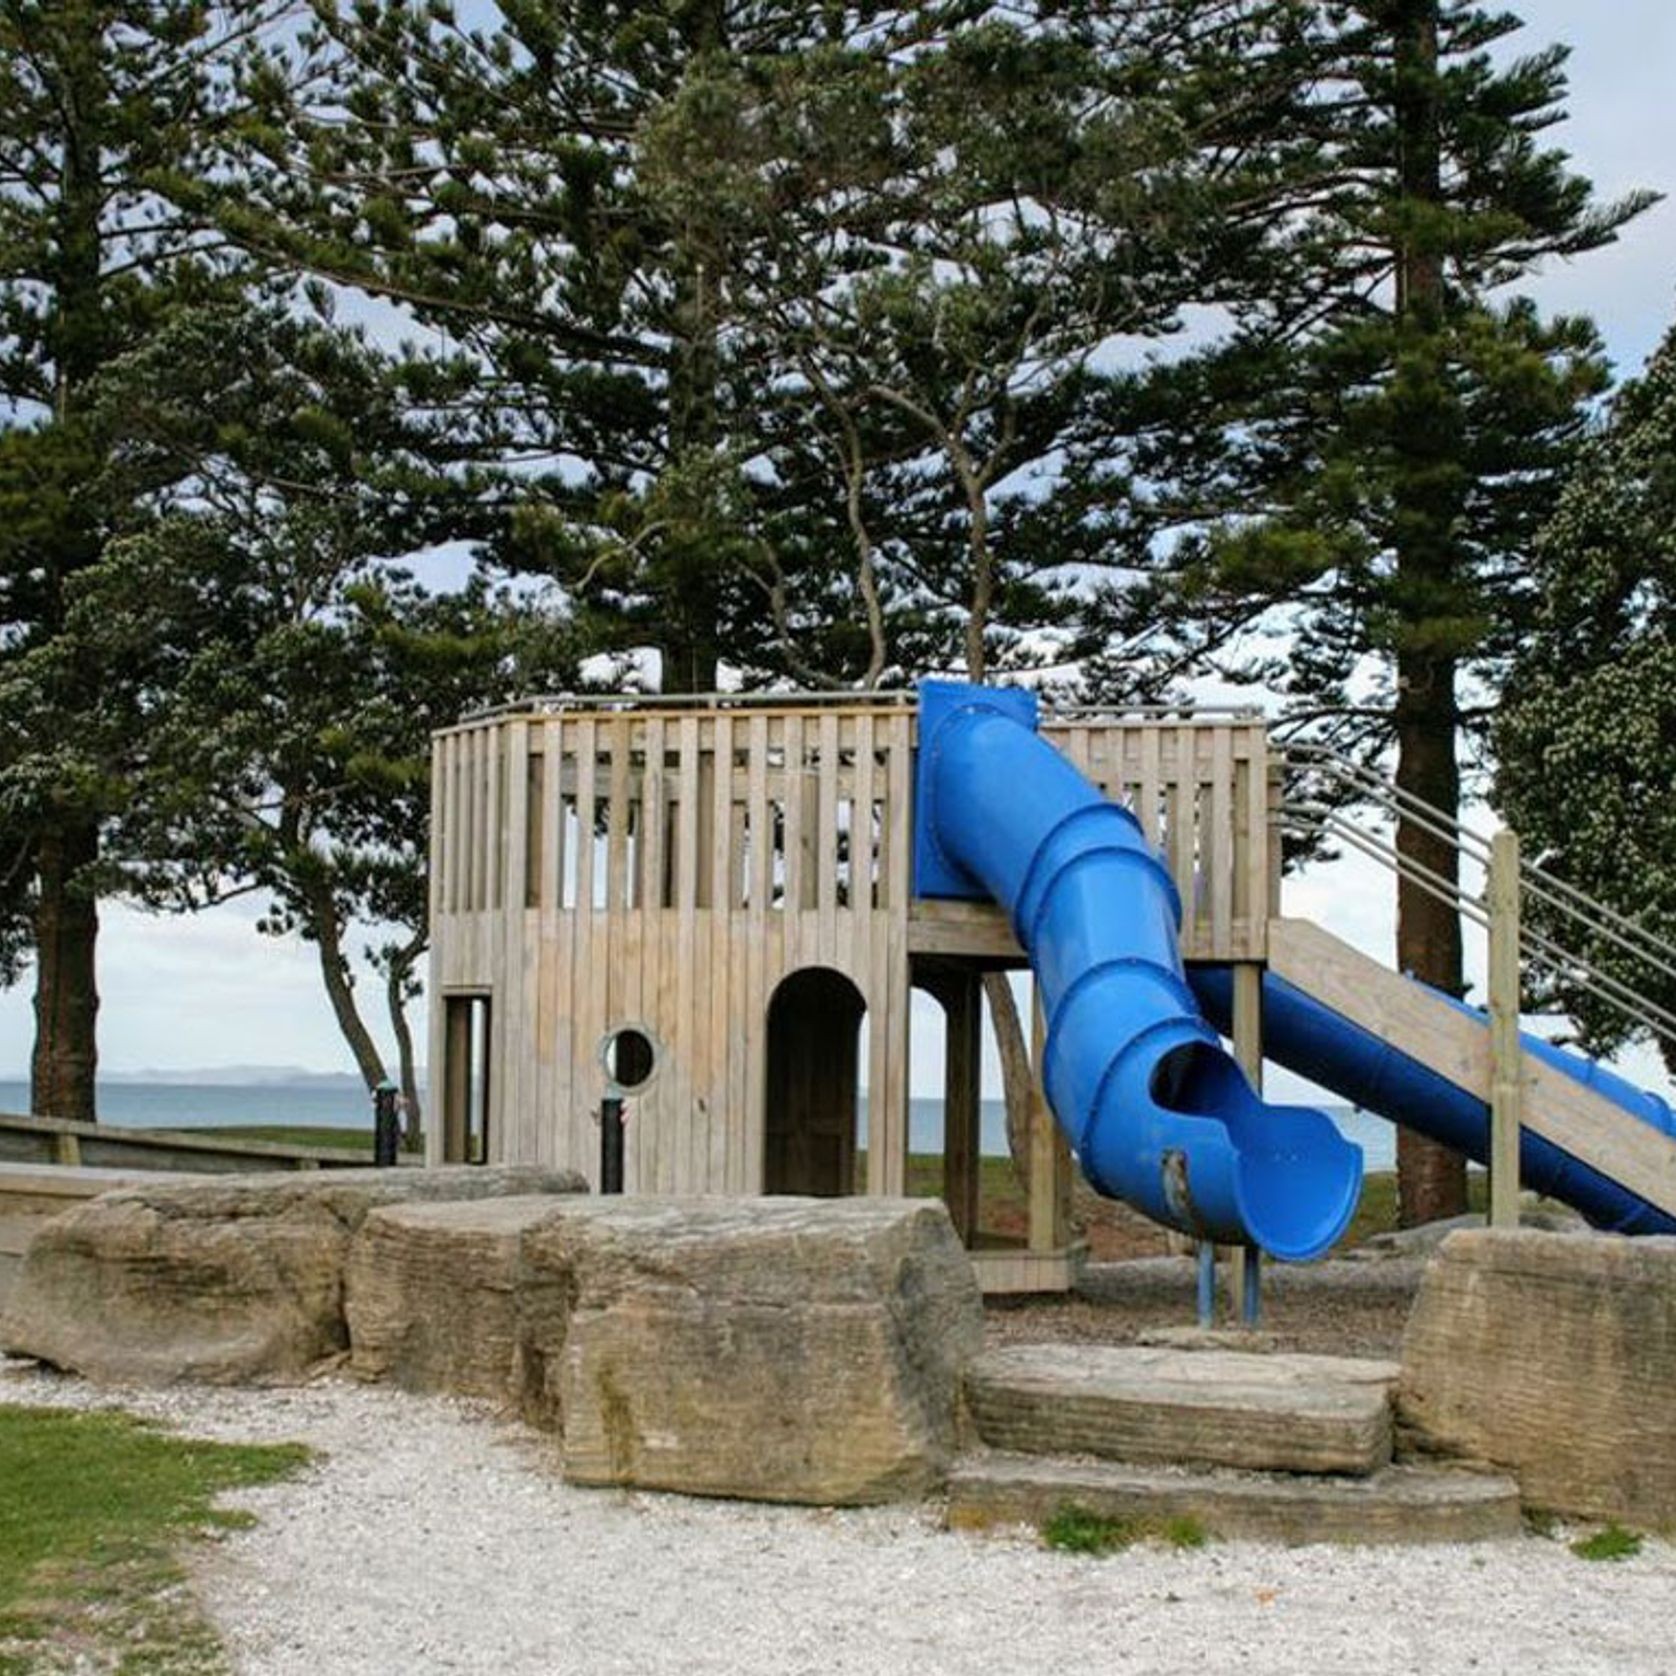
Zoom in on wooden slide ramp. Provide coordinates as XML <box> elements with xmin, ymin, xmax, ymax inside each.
<box><xmin>1268</xmin><ymin>918</ymin><xmax>1676</xmax><ymax>1223</ymax></box>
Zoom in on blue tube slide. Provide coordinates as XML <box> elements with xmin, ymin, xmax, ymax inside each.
<box><xmin>914</xmin><ymin>682</ymin><xmax>1362</xmax><ymax>1260</ymax></box>
<box><xmin>1189</xmin><ymin>966</ymin><xmax>1676</xmax><ymax>1236</ymax></box>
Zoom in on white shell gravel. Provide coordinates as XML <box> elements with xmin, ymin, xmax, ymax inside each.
<box><xmin>5</xmin><ymin>1356</ymin><xmax>1674</xmax><ymax>1676</ymax></box>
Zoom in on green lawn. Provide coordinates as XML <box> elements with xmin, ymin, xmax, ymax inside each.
<box><xmin>163</xmin><ymin>1125</ymin><xmax>420</xmax><ymax>1158</ymax></box>
<box><xmin>0</xmin><ymin>1405</ymin><xmax>308</xmax><ymax>1675</ymax></box>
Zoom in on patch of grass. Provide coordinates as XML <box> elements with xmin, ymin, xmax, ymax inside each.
<box><xmin>1571</xmin><ymin>1523</ymin><xmax>1644</xmax><ymax>1562</ymax></box>
<box><xmin>0</xmin><ymin>1405</ymin><xmax>309</xmax><ymax>1673</ymax></box>
<box><xmin>1042</xmin><ymin>1504</ymin><xmax>1209</xmax><ymax>1555</ymax></box>
<box><xmin>174</xmin><ymin>1123</ymin><xmax>418</xmax><ymax>1155</ymax></box>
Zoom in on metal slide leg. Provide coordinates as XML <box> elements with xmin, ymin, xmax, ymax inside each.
<box><xmin>1196</xmin><ymin>1242</ymin><xmax>1216</xmax><ymax>1327</ymax></box>
<box><xmin>1242</xmin><ymin>1243</ymin><xmax>1262</xmax><ymax>1327</ymax></box>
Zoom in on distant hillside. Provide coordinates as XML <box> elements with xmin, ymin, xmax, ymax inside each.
<box><xmin>102</xmin><ymin>1066</ymin><xmax>422</xmax><ymax>1090</ymax></box>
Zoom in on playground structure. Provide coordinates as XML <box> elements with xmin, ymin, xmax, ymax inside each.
<box><xmin>427</xmin><ymin>682</ymin><xmax>1676</xmax><ymax>1293</ymax></box>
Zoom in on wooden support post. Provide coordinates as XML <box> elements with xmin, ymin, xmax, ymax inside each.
<box><xmin>1028</xmin><ymin>987</ymin><xmax>1071</xmax><ymax>1253</ymax></box>
<box><xmin>1227</xmin><ymin>963</ymin><xmax>1265</xmax><ymax>1322</ymax></box>
<box><xmin>1488</xmin><ymin>828</ymin><xmax>1523</xmax><ymax>1229</ymax></box>
<box><xmin>53</xmin><ymin>1128</ymin><xmax>80</xmax><ymax>1167</ymax></box>
<box><xmin>924</xmin><ymin>970</ymin><xmax>983</xmax><ymax>1245</ymax></box>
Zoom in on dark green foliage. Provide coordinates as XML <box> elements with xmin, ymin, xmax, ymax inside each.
<box><xmin>0</xmin><ymin>1</ymin><xmax>301</xmax><ymax>1115</ymax></box>
<box><xmin>1570</xmin><ymin>1524</ymin><xmax>1644</xmax><ymax>1562</ymax></box>
<box><xmin>1042</xmin><ymin>1504</ymin><xmax>1209</xmax><ymax>1554</ymax></box>
<box><xmin>1496</xmin><ymin>327</ymin><xmax>1676</xmax><ymax>1073</ymax></box>
<box><xmin>52</xmin><ymin>303</ymin><xmax>579</xmax><ymax>1112</ymax></box>
<box><xmin>1065</xmin><ymin>1</ymin><xmax>1647</xmax><ymax>1223</ymax></box>
<box><xmin>1074</xmin><ymin>2</ymin><xmax>1645</xmax><ymax>740</ymax></box>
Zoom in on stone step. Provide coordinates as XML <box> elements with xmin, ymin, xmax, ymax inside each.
<box><xmin>947</xmin><ymin>1453</ymin><xmax>1523</xmax><ymax>1546</ymax></box>
<box><xmin>965</xmin><ymin>1345</ymin><xmax>1398</xmax><ymax>1476</ymax></box>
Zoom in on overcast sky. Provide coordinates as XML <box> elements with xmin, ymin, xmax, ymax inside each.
<box><xmin>1</xmin><ymin>5</ymin><xmax>1671</xmax><ymax>1096</ymax></box>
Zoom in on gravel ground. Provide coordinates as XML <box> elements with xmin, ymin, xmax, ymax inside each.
<box><xmin>6</xmin><ymin>1357</ymin><xmax>1675</xmax><ymax>1676</ymax></box>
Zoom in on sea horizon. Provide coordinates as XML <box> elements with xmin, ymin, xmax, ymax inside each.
<box><xmin>0</xmin><ymin>1079</ymin><xmax>1401</xmax><ymax>1170</ymax></box>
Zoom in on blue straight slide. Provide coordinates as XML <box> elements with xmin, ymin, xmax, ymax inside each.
<box><xmin>914</xmin><ymin>681</ymin><xmax>1362</xmax><ymax>1260</ymax></box>
<box><xmin>1189</xmin><ymin>967</ymin><xmax>1676</xmax><ymax>1237</ymax></box>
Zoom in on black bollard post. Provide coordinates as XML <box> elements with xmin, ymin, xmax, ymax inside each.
<box><xmin>600</xmin><ymin>1095</ymin><xmax>625</xmax><ymax>1194</ymax></box>
<box><xmin>374</xmin><ymin>1080</ymin><xmax>400</xmax><ymax>1167</ymax></box>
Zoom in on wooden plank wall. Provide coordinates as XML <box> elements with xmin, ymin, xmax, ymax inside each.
<box><xmin>428</xmin><ymin>704</ymin><xmax>1273</xmax><ymax>1187</ymax></box>
<box><xmin>1042</xmin><ymin>718</ymin><xmax>1270</xmax><ymax>962</ymax></box>
<box><xmin>429</xmin><ymin>706</ymin><xmax>914</xmax><ymax>1191</ymax></box>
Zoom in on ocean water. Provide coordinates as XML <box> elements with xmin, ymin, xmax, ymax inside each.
<box><xmin>0</xmin><ymin>1081</ymin><xmax>1399</xmax><ymax>1171</ymax></box>
<box><xmin>0</xmin><ymin>1080</ymin><xmax>375</xmax><ymax>1133</ymax></box>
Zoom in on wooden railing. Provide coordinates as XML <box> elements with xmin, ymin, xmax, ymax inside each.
<box><xmin>0</xmin><ymin>1112</ymin><xmax>372</xmax><ymax>1174</ymax></box>
<box><xmin>433</xmin><ymin>700</ymin><xmax>1275</xmax><ymax>964</ymax></box>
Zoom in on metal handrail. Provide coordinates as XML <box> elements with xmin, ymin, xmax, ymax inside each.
<box><xmin>1285</xmin><ymin>745</ymin><xmax>1676</xmax><ymax>985</ymax></box>
<box><xmin>1281</xmin><ymin>747</ymin><xmax>1676</xmax><ymax>1054</ymax></box>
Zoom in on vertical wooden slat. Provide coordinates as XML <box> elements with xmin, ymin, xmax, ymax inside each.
<box><xmin>489</xmin><ymin>726</ymin><xmax>508</xmax><ymax>911</ymax></box>
<box><xmin>571</xmin><ymin>717</ymin><xmax>598</xmax><ymax>1177</ymax></box>
<box><xmin>817</xmin><ymin>712</ymin><xmax>840</xmax><ymax>963</ymax></box>
<box><xmin>540</xmin><ymin>720</ymin><xmax>562</xmax><ymax>916</ymax></box>
<box><xmin>502</xmin><ymin>721</ymin><xmax>529</xmax><ymax>1156</ymax></box>
<box><xmin>464</xmin><ymin>729</ymin><xmax>483</xmax><ymax>913</ymax></box>
<box><xmin>605</xmin><ymin>718</ymin><xmax>630</xmax><ymax>913</ymax></box>
<box><xmin>439</xmin><ymin>734</ymin><xmax>458</xmax><ymax>916</ymax></box>
<box><xmin>744</xmin><ymin>716</ymin><xmax>771</xmax><ymax>1190</ymax></box>
<box><xmin>1169</xmin><ymin>729</ymin><xmax>1196</xmax><ymax>949</ymax></box>
<box><xmin>633</xmin><ymin>716</ymin><xmax>665</xmax><ymax>1192</ymax></box>
<box><xmin>429</xmin><ymin>735</ymin><xmax>448</xmax><ymax>927</ymax></box>
<box><xmin>708</xmin><ymin>714</ymin><xmax>734</xmax><ymax>1190</ymax></box>
<box><xmin>673</xmin><ymin>714</ymin><xmax>701</xmax><ymax>1194</ymax></box>
<box><xmin>782</xmin><ymin>713</ymin><xmax>805</xmax><ymax>950</ymax></box>
<box><xmin>1242</xmin><ymin>728</ymin><xmax>1269</xmax><ymax>959</ymax></box>
<box><xmin>879</xmin><ymin>724</ymin><xmax>912</xmax><ymax>1195</ymax></box>
<box><xmin>1209</xmin><ymin>726</ymin><xmax>1234</xmax><ymax>956</ymax></box>
<box><xmin>1138</xmin><ymin>726</ymin><xmax>1162</xmax><ymax>848</ymax></box>
<box><xmin>643</xmin><ymin>716</ymin><xmax>667</xmax><ymax>911</ymax></box>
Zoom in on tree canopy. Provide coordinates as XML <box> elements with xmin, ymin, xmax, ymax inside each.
<box><xmin>1496</xmin><ymin>324</ymin><xmax>1676</xmax><ymax>1074</ymax></box>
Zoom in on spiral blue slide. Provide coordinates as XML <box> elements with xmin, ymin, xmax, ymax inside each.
<box><xmin>914</xmin><ymin>682</ymin><xmax>1363</xmax><ymax>1261</ymax></box>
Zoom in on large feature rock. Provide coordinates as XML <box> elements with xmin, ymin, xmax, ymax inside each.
<box><xmin>536</xmin><ymin>1197</ymin><xmax>984</xmax><ymax>1505</ymax></box>
<box><xmin>1</xmin><ymin>1165</ymin><xmax>585</xmax><ymax>1385</ymax></box>
<box><xmin>346</xmin><ymin>1195</ymin><xmax>570</xmax><ymax>1404</ymax></box>
<box><xmin>347</xmin><ymin>1194</ymin><xmax>983</xmax><ymax>1503</ymax></box>
<box><xmin>1399</xmin><ymin>1228</ymin><xmax>1676</xmax><ymax>1524</ymax></box>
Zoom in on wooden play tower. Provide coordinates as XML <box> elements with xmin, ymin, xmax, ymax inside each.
<box><xmin>426</xmin><ymin>692</ymin><xmax>1276</xmax><ymax>1292</ymax></box>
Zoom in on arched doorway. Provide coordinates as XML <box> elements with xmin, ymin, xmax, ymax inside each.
<box><xmin>764</xmin><ymin>967</ymin><xmax>866</xmax><ymax>1196</ymax></box>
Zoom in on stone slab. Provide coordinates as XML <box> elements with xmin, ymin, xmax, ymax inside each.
<box><xmin>947</xmin><ymin>1454</ymin><xmax>1522</xmax><ymax>1545</ymax></box>
<box><xmin>1</xmin><ymin>1164</ymin><xmax>585</xmax><ymax>1385</ymax></box>
<box><xmin>967</xmin><ymin>1344</ymin><xmax>1398</xmax><ymax>1476</ymax></box>
<box><xmin>1399</xmin><ymin>1228</ymin><xmax>1676</xmax><ymax>1524</ymax></box>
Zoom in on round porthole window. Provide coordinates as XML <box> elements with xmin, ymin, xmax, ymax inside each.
<box><xmin>599</xmin><ymin>1025</ymin><xmax>658</xmax><ymax>1094</ymax></box>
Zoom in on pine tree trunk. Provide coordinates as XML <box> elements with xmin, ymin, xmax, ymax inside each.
<box><xmin>29</xmin><ymin>15</ymin><xmax>105</xmax><ymax>1125</ymax></box>
<box><xmin>30</xmin><ymin>817</ymin><xmax>100</xmax><ymax>1121</ymax></box>
<box><xmin>1393</xmin><ymin>652</ymin><xmax>1469</xmax><ymax>1224</ymax></box>
<box><xmin>657</xmin><ymin>0</ymin><xmax>726</xmax><ymax>698</ymax></box>
<box><xmin>300</xmin><ymin>874</ymin><xmax>390</xmax><ymax>1093</ymax></box>
<box><xmin>1390</xmin><ymin>0</ymin><xmax>1468</xmax><ymax>1226</ymax></box>
<box><xmin>386</xmin><ymin>943</ymin><xmax>424</xmax><ymax>1148</ymax></box>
